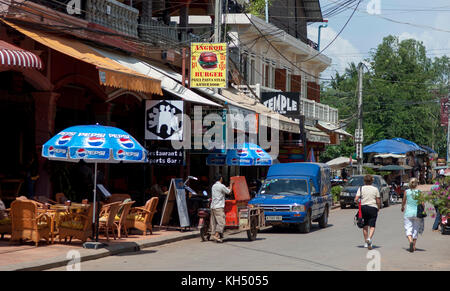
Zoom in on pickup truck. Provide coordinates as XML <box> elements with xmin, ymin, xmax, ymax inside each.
<box><xmin>248</xmin><ymin>162</ymin><xmax>332</xmax><ymax>233</ymax></box>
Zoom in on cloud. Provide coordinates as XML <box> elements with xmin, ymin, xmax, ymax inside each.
<box><xmin>397</xmin><ymin>13</ymin><xmax>450</xmax><ymax>58</ymax></box>
<box><xmin>308</xmin><ymin>26</ymin><xmax>364</xmax><ymax>80</ymax></box>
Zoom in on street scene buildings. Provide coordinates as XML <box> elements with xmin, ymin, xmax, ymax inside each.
<box><xmin>0</xmin><ymin>0</ymin><xmax>448</xmax><ymax>272</ymax></box>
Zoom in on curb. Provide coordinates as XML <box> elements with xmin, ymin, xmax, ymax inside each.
<box><xmin>0</xmin><ymin>231</ymin><xmax>201</xmax><ymax>271</ymax></box>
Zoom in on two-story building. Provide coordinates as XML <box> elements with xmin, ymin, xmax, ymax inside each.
<box><xmin>172</xmin><ymin>0</ymin><xmax>350</xmax><ymax>164</ymax></box>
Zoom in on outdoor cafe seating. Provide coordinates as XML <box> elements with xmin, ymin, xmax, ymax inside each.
<box><xmin>10</xmin><ymin>199</ymin><xmax>51</xmax><ymax>247</ymax></box>
<box><xmin>126</xmin><ymin>197</ymin><xmax>158</xmax><ymax>236</ymax></box>
<box><xmin>0</xmin><ymin>193</ymin><xmax>160</xmax><ymax>246</ymax></box>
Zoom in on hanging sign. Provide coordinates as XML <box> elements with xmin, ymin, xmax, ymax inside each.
<box><xmin>145</xmin><ymin>100</ymin><xmax>183</xmax><ymax>140</ymax></box>
<box><xmin>190</xmin><ymin>43</ymin><xmax>228</xmax><ymax>88</ymax></box>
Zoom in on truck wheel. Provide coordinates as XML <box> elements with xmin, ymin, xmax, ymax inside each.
<box><xmin>299</xmin><ymin>210</ymin><xmax>311</xmax><ymax>233</ymax></box>
<box><xmin>340</xmin><ymin>203</ymin><xmax>346</xmax><ymax>209</ymax></box>
<box><xmin>247</xmin><ymin>217</ymin><xmax>258</xmax><ymax>241</ymax></box>
<box><xmin>200</xmin><ymin>226</ymin><xmax>210</xmax><ymax>241</ymax></box>
<box><xmin>318</xmin><ymin>206</ymin><xmax>329</xmax><ymax>228</ymax></box>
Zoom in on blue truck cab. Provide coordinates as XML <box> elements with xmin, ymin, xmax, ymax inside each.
<box><xmin>248</xmin><ymin>162</ymin><xmax>332</xmax><ymax>233</ymax></box>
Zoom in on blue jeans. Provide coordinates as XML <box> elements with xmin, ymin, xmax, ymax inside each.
<box><xmin>432</xmin><ymin>206</ymin><xmax>441</xmax><ymax>230</ymax></box>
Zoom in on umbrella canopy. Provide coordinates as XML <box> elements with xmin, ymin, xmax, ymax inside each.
<box><xmin>363</xmin><ymin>139</ymin><xmax>417</xmax><ymax>154</ymax></box>
<box><xmin>391</xmin><ymin>138</ymin><xmax>426</xmax><ymax>153</ymax></box>
<box><xmin>326</xmin><ymin>157</ymin><xmax>351</xmax><ymax>170</ymax></box>
<box><xmin>42</xmin><ymin>124</ymin><xmax>147</xmax><ymax>243</ymax></box>
<box><xmin>206</xmin><ymin>143</ymin><xmax>272</xmax><ymax>166</ymax></box>
<box><xmin>42</xmin><ymin>125</ymin><xmax>147</xmax><ymax>163</ymax></box>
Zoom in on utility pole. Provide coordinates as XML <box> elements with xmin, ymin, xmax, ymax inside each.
<box><xmin>356</xmin><ymin>63</ymin><xmax>364</xmax><ymax>175</ymax></box>
<box><xmin>214</xmin><ymin>0</ymin><xmax>222</xmax><ymax>43</ymax></box>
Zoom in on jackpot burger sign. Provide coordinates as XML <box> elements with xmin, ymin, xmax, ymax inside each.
<box><xmin>190</xmin><ymin>43</ymin><xmax>227</xmax><ymax>88</ymax></box>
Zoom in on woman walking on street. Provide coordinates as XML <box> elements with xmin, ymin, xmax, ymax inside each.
<box><xmin>401</xmin><ymin>178</ymin><xmax>425</xmax><ymax>252</ymax></box>
<box><xmin>354</xmin><ymin>175</ymin><xmax>381</xmax><ymax>250</ymax></box>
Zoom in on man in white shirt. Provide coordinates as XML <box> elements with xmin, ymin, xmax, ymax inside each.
<box><xmin>210</xmin><ymin>174</ymin><xmax>234</xmax><ymax>243</ymax></box>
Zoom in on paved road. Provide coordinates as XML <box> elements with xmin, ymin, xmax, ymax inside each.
<box><xmin>50</xmin><ymin>203</ymin><xmax>450</xmax><ymax>271</ymax></box>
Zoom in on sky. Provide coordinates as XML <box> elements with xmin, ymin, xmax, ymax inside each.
<box><xmin>307</xmin><ymin>0</ymin><xmax>450</xmax><ymax>80</ymax></box>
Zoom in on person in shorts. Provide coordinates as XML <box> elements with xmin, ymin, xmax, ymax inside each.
<box><xmin>354</xmin><ymin>174</ymin><xmax>381</xmax><ymax>250</ymax></box>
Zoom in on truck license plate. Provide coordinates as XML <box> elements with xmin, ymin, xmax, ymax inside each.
<box><xmin>266</xmin><ymin>216</ymin><xmax>282</xmax><ymax>221</ymax></box>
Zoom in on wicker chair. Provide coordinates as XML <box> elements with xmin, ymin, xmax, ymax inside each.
<box><xmin>98</xmin><ymin>202</ymin><xmax>121</xmax><ymax>241</ymax></box>
<box><xmin>126</xmin><ymin>197</ymin><xmax>158</xmax><ymax>235</ymax></box>
<box><xmin>115</xmin><ymin>200</ymin><xmax>135</xmax><ymax>238</ymax></box>
<box><xmin>58</xmin><ymin>204</ymin><xmax>93</xmax><ymax>244</ymax></box>
<box><xmin>10</xmin><ymin>199</ymin><xmax>51</xmax><ymax>246</ymax></box>
<box><xmin>107</xmin><ymin>194</ymin><xmax>131</xmax><ymax>203</ymax></box>
<box><xmin>0</xmin><ymin>209</ymin><xmax>11</xmax><ymax>239</ymax></box>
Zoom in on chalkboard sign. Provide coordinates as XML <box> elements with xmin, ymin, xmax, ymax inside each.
<box><xmin>159</xmin><ymin>178</ymin><xmax>190</xmax><ymax>228</ymax></box>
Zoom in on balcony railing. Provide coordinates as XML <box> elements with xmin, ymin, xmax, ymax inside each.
<box><xmin>139</xmin><ymin>18</ymin><xmax>204</xmax><ymax>46</ymax></box>
<box><xmin>86</xmin><ymin>0</ymin><xmax>139</xmax><ymax>37</ymax></box>
<box><xmin>234</xmin><ymin>84</ymin><xmax>339</xmax><ymax>124</ymax></box>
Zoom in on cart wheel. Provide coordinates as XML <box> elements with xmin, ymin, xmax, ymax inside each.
<box><xmin>247</xmin><ymin>217</ymin><xmax>258</xmax><ymax>241</ymax></box>
<box><xmin>200</xmin><ymin>226</ymin><xmax>210</xmax><ymax>241</ymax></box>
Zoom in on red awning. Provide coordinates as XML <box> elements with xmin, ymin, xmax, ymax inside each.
<box><xmin>0</xmin><ymin>40</ymin><xmax>43</xmax><ymax>70</ymax></box>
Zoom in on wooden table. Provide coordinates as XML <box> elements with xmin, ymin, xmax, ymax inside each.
<box><xmin>39</xmin><ymin>203</ymin><xmax>91</xmax><ymax>244</ymax></box>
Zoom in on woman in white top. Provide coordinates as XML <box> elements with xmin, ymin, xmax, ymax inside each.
<box><xmin>354</xmin><ymin>175</ymin><xmax>381</xmax><ymax>250</ymax></box>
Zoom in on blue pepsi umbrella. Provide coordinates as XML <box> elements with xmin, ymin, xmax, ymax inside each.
<box><xmin>42</xmin><ymin>124</ymin><xmax>147</xmax><ymax>243</ymax></box>
<box><xmin>206</xmin><ymin>143</ymin><xmax>272</xmax><ymax>166</ymax></box>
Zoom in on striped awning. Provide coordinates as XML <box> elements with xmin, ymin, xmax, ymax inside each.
<box><xmin>0</xmin><ymin>40</ymin><xmax>43</xmax><ymax>70</ymax></box>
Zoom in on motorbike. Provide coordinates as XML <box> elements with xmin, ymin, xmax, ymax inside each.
<box><xmin>197</xmin><ymin>191</ymin><xmax>212</xmax><ymax>241</ymax></box>
<box><xmin>389</xmin><ymin>183</ymin><xmax>400</xmax><ymax>204</ymax></box>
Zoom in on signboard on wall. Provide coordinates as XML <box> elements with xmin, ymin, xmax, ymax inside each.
<box><xmin>261</xmin><ymin>92</ymin><xmax>300</xmax><ymax>117</ymax></box>
<box><xmin>148</xmin><ymin>147</ymin><xmax>185</xmax><ymax>165</ymax></box>
<box><xmin>190</xmin><ymin>43</ymin><xmax>227</xmax><ymax>88</ymax></box>
<box><xmin>145</xmin><ymin>100</ymin><xmax>183</xmax><ymax>140</ymax></box>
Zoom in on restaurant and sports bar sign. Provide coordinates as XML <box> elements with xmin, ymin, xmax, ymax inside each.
<box><xmin>190</xmin><ymin>43</ymin><xmax>227</xmax><ymax>88</ymax></box>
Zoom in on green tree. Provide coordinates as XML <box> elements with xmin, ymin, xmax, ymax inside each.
<box><xmin>321</xmin><ymin>35</ymin><xmax>448</xmax><ymax>157</ymax></box>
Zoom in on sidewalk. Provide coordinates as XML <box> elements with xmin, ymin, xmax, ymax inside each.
<box><xmin>0</xmin><ymin>201</ymin><xmax>361</xmax><ymax>271</ymax></box>
<box><xmin>0</xmin><ymin>227</ymin><xmax>200</xmax><ymax>271</ymax></box>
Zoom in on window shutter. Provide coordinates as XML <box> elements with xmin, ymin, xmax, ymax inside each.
<box><xmin>291</xmin><ymin>75</ymin><xmax>301</xmax><ymax>92</ymax></box>
<box><xmin>275</xmin><ymin>69</ymin><xmax>286</xmax><ymax>91</ymax></box>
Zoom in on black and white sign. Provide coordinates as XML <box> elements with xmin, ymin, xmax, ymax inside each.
<box><xmin>148</xmin><ymin>147</ymin><xmax>185</xmax><ymax>165</ymax></box>
<box><xmin>261</xmin><ymin>92</ymin><xmax>300</xmax><ymax>117</ymax></box>
<box><xmin>145</xmin><ymin>100</ymin><xmax>183</xmax><ymax>140</ymax></box>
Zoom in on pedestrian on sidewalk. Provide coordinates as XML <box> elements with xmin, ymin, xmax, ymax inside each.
<box><xmin>210</xmin><ymin>173</ymin><xmax>234</xmax><ymax>243</ymax></box>
<box><xmin>354</xmin><ymin>174</ymin><xmax>381</xmax><ymax>250</ymax></box>
<box><xmin>401</xmin><ymin>178</ymin><xmax>425</xmax><ymax>252</ymax></box>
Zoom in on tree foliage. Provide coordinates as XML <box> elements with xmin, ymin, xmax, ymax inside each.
<box><xmin>320</xmin><ymin>35</ymin><xmax>450</xmax><ymax>160</ymax></box>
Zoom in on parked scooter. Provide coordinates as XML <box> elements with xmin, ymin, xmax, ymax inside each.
<box><xmin>197</xmin><ymin>191</ymin><xmax>212</xmax><ymax>241</ymax></box>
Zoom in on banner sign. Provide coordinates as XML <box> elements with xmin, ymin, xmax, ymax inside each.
<box><xmin>190</xmin><ymin>43</ymin><xmax>227</xmax><ymax>88</ymax></box>
<box><xmin>145</xmin><ymin>100</ymin><xmax>183</xmax><ymax>140</ymax></box>
<box><xmin>148</xmin><ymin>147</ymin><xmax>185</xmax><ymax>165</ymax></box>
<box><xmin>261</xmin><ymin>92</ymin><xmax>300</xmax><ymax>117</ymax></box>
